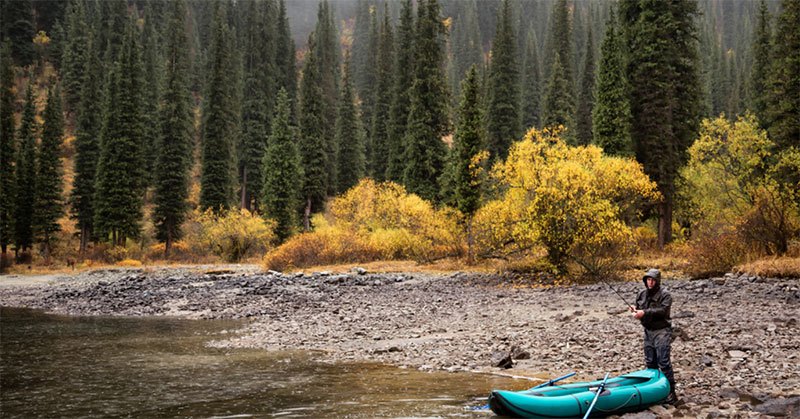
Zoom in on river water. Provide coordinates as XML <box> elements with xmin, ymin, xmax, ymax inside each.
<box><xmin>0</xmin><ymin>307</ymin><xmax>530</xmax><ymax>418</ymax></box>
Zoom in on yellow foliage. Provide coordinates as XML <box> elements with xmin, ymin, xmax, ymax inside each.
<box><xmin>474</xmin><ymin>127</ymin><xmax>660</xmax><ymax>276</ymax></box>
<box><xmin>117</xmin><ymin>259</ymin><xmax>143</xmax><ymax>267</ymax></box>
<box><xmin>194</xmin><ymin>208</ymin><xmax>276</xmax><ymax>263</ymax></box>
<box><xmin>33</xmin><ymin>31</ymin><xmax>50</xmax><ymax>46</ymax></box>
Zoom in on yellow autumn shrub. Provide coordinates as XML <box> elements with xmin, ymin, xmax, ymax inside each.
<box><xmin>474</xmin><ymin>127</ymin><xmax>660</xmax><ymax>277</ymax></box>
<box><xmin>194</xmin><ymin>208</ymin><xmax>276</xmax><ymax>263</ymax></box>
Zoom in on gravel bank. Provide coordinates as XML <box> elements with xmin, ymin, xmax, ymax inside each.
<box><xmin>1</xmin><ymin>267</ymin><xmax>798</xmax><ymax>418</ymax></box>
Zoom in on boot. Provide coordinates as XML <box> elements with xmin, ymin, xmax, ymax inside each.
<box><xmin>664</xmin><ymin>390</ymin><xmax>679</xmax><ymax>405</ymax></box>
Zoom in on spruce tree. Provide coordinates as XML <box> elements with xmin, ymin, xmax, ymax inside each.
<box><xmin>520</xmin><ymin>28</ymin><xmax>542</xmax><ymax>132</ymax></box>
<box><xmin>575</xmin><ymin>25</ymin><xmax>595</xmax><ymax>146</ymax></box>
<box><xmin>0</xmin><ymin>43</ymin><xmax>16</xmax><ymax>260</ymax></box>
<box><xmin>361</xmin><ymin>9</ymin><xmax>380</xmax><ymax>173</ymax></box>
<box><xmin>35</xmin><ymin>84</ymin><xmax>65</xmax><ymax>262</ymax></box>
<box><xmin>14</xmin><ymin>83</ymin><xmax>37</xmax><ymax>258</ymax></box>
<box><xmin>298</xmin><ymin>32</ymin><xmax>328</xmax><ymax>230</ymax></box>
<box><xmin>621</xmin><ymin>0</ymin><xmax>702</xmax><ymax>247</ymax></box>
<box><xmin>544</xmin><ymin>0</ymin><xmax>574</xmax><ymax>91</ymax></box>
<box><xmin>765</xmin><ymin>0</ymin><xmax>800</xmax><ymax>149</ymax></box>
<box><xmin>140</xmin><ymin>3</ymin><xmax>163</xmax><ymax>189</ymax></box>
<box><xmin>370</xmin><ymin>5</ymin><xmax>394</xmax><ymax>181</ymax></box>
<box><xmin>448</xmin><ymin>0</ymin><xmax>483</xmax><ymax>105</ymax></box>
<box><xmin>351</xmin><ymin>0</ymin><xmax>373</xmax><ymax>102</ymax></box>
<box><xmin>239</xmin><ymin>0</ymin><xmax>276</xmax><ymax>211</ymax></box>
<box><xmin>450</xmin><ymin>66</ymin><xmax>485</xmax><ymax>262</ymax></box>
<box><xmin>263</xmin><ymin>89</ymin><xmax>301</xmax><ymax>242</ymax></box>
<box><xmin>541</xmin><ymin>54</ymin><xmax>575</xmax><ymax>138</ymax></box>
<box><xmin>70</xmin><ymin>35</ymin><xmax>102</xmax><ymax>255</ymax></box>
<box><xmin>749</xmin><ymin>0</ymin><xmax>772</xmax><ymax>127</ymax></box>
<box><xmin>200</xmin><ymin>3</ymin><xmax>238</xmax><ymax>212</ymax></box>
<box><xmin>592</xmin><ymin>10</ymin><xmax>632</xmax><ymax>156</ymax></box>
<box><xmin>275</xmin><ymin>0</ymin><xmax>297</xmax><ymax>120</ymax></box>
<box><xmin>386</xmin><ymin>0</ymin><xmax>415</xmax><ymax>182</ymax></box>
<box><xmin>93</xmin><ymin>19</ymin><xmax>146</xmax><ymax>245</ymax></box>
<box><xmin>1</xmin><ymin>0</ymin><xmax>36</xmax><ymax>67</ymax></box>
<box><xmin>402</xmin><ymin>0</ymin><xmax>449</xmax><ymax>202</ymax></box>
<box><xmin>486</xmin><ymin>0</ymin><xmax>520</xmax><ymax>162</ymax></box>
<box><xmin>314</xmin><ymin>1</ymin><xmax>340</xmax><ymax>196</ymax></box>
<box><xmin>61</xmin><ymin>0</ymin><xmax>90</xmax><ymax>114</ymax></box>
<box><xmin>335</xmin><ymin>53</ymin><xmax>366</xmax><ymax>193</ymax></box>
<box><xmin>153</xmin><ymin>0</ymin><xmax>193</xmax><ymax>258</ymax></box>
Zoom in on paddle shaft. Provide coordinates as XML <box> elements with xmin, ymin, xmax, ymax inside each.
<box><xmin>583</xmin><ymin>372</ymin><xmax>610</xmax><ymax>419</ymax></box>
<box><xmin>475</xmin><ymin>371</ymin><xmax>577</xmax><ymax>410</ymax></box>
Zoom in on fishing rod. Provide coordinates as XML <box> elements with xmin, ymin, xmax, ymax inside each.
<box><xmin>598</xmin><ymin>276</ymin><xmax>633</xmax><ymax>309</ymax></box>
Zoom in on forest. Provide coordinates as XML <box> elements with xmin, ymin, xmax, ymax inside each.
<box><xmin>0</xmin><ymin>0</ymin><xmax>798</xmax><ymax>279</ymax></box>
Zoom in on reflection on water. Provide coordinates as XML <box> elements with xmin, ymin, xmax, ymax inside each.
<box><xmin>0</xmin><ymin>307</ymin><xmax>528</xmax><ymax>418</ymax></box>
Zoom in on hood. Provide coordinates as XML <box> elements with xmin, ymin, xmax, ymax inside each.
<box><xmin>643</xmin><ymin>268</ymin><xmax>662</xmax><ymax>288</ymax></box>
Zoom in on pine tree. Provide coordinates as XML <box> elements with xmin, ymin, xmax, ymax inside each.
<box><xmin>70</xmin><ymin>35</ymin><xmax>102</xmax><ymax>255</ymax></box>
<box><xmin>749</xmin><ymin>0</ymin><xmax>772</xmax><ymax>127</ymax></box>
<box><xmin>402</xmin><ymin>0</ymin><xmax>449</xmax><ymax>202</ymax></box>
<box><xmin>314</xmin><ymin>1</ymin><xmax>340</xmax><ymax>196</ymax></box>
<box><xmin>544</xmin><ymin>0</ymin><xmax>574</xmax><ymax>91</ymax></box>
<box><xmin>263</xmin><ymin>89</ymin><xmax>301</xmax><ymax>242</ymax></box>
<box><xmin>140</xmin><ymin>2</ymin><xmax>163</xmax><ymax>189</ymax></box>
<box><xmin>575</xmin><ymin>25</ymin><xmax>595</xmax><ymax>146</ymax></box>
<box><xmin>370</xmin><ymin>5</ymin><xmax>394</xmax><ymax>181</ymax></box>
<box><xmin>0</xmin><ymin>43</ymin><xmax>16</xmax><ymax>261</ymax></box>
<box><xmin>361</xmin><ymin>9</ymin><xmax>380</xmax><ymax>173</ymax></box>
<box><xmin>351</xmin><ymin>0</ymin><xmax>373</xmax><ymax>102</ymax></box>
<box><xmin>200</xmin><ymin>3</ymin><xmax>238</xmax><ymax>212</ymax></box>
<box><xmin>93</xmin><ymin>19</ymin><xmax>146</xmax><ymax>246</ymax></box>
<box><xmin>486</xmin><ymin>0</ymin><xmax>520</xmax><ymax>162</ymax></box>
<box><xmin>336</xmin><ymin>53</ymin><xmax>366</xmax><ymax>193</ymax></box>
<box><xmin>520</xmin><ymin>28</ymin><xmax>542</xmax><ymax>132</ymax></box>
<box><xmin>386</xmin><ymin>0</ymin><xmax>415</xmax><ymax>182</ymax></box>
<box><xmin>592</xmin><ymin>9</ymin><xmax>632</xmax><ymax>156</ymax></box>
<box><xmin>765</xmin><ymin>0</ymin><xmax>800</xmax><ymax>149</ymax></box>
<box><xmin>450</xmin><ymin>66</ymin><xmax>485</xmax><ymax>263</ymax></box>
<box><xmin>275</xmin><ymin>0</ymin><xmax>297</xmax><ymax>120</ymax></box>
<box><xmin>61</xmin><ymin>0</ymin><xmax>90</xmax><ymax>114</ymax></box>
<box><xmin>153</xmin><ymin>0</ymin><xmax>193</xmax><ymax>258</ymax></box>
<box><xmin>239</xmin><ymin>0</ymin><xmax>276</xmax><ymax>211</ymax></box>
<box><xmin>35</xmin><ymin>84</ymin><xmax>65</xmax><ymax>262</ymax></box>
<box><xmin>621</xmin><ymin>0</ymin><xmax>702</xmax><ymax>247</ymax></box>
<box><xmin>299</xmin><ymin>32</ymin><xmax>328</xmax><ymax>230</ymax></box>
<box><xmin>14</xmin><ymin>83</ymin><xmax>37</xmax><ymax>258</ymax></box>
<box><xmin>448</xmin><ymin>0</ymin><xmax>483</xmax><ymax>105</ymax></box>
<box><xmin>541</xmin><ymin>54</ymin><xmax>575</xmax><ymax>138</ymax></box>
<box><xmin>1</xmin><ymin>0</ymin><xmax>36</xmax><ymax>67</ymax></box>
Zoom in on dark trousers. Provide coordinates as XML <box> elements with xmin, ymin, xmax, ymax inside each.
<box><xmin>644</xmin><ymin>327</ymin><xmax>675</xmax><ymax>390</ymax></box>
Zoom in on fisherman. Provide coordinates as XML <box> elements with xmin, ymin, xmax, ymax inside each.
<box><xmin>630</xmin><ymin>268</ymin><xmax>678</xmax><ymax>405</ymax></box>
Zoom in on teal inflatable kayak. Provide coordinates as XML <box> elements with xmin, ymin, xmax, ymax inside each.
<box><xmin>488</xmin><ymin>369</ymin><xmax>669</xmax><ymax>418</ymax></box>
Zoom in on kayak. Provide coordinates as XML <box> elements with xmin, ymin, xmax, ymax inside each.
<box><xmin>488</xmin><ymin>369</ymin><xmax>669</xmax><ymax>418</ymax></box>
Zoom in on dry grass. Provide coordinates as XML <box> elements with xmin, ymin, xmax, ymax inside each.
<box><xmin>735</xmin><ymin>257</ymin><xmax>800</xmax><ymax>278</ymax></box>
<box><xmin>283</xmin><ymin>258</ymin><xmax>505</xmax><ymax>275</ymax></box>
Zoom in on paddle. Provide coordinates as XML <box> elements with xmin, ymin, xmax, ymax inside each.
<box><xmin>582</xmin><ymin>372</ymin><xmax>610</xmax><ymax>419</ymax></box>
<box><xmin>471</xmin><ymin>371</ymin><xmax>576</xmax><ymax>410</ymax></box>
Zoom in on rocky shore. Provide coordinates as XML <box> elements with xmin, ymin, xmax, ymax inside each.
<box><xmin>1</xmin><ymin>266</ymin><xmax>798</xmax><ymax>418</ymax></box>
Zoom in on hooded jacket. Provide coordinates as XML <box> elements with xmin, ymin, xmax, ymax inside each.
<box><xmin>635</xmin><ymin>269</ymin><xmax>672</xmax><ymax>330</ymax></box>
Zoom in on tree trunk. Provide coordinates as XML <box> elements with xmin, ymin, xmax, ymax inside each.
<box><xmin>466</xmin><ymin>216</ymin><xmax>475</xmax><ymax>265</ymax></box>
<box><xmin>657</xmin><ymin>199</ymin><xmax>673</xmax><ymax>249</ymax></box>
<box><xmin>43</xmin><ymin>233</ymin><xmax>51</xmax><ymax>264</ymax></box>
<box><xmin>240</xmin><ymin>169</ymin><xmax>249</xmax><ymax>210</ymax></box>
<box><xmin>79</xmin><ymin>224</ymin><xmax>87</xmax><ymax>255</ymax></box>
<box><xmin>164</xmin><ymin>229</ymin><xmax>172</xmax><ymax>259</ymax></box>
<box><xmin>304</xmin><ymin>197</ymin><xmax>312</xmax><ymax>231</ymax></box>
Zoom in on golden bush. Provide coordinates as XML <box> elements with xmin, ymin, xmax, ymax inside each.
<box><xmin>193</xmin><ymin>208</ymin><xmax>276</xmax><ymax>263</ymax></box>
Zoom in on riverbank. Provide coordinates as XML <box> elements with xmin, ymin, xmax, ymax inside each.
<box><xmin>1</xmin><ymin>266</ymin><xmax>798</xmax><ymax>417</ymax></box>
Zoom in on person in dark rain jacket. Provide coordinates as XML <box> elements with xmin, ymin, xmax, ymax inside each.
<box><xmin>630</xmin><ymin>268</ymin><xmax>678</xmax><ymax>405</ymax></box>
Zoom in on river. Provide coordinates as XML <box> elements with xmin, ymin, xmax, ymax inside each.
<box><xmin>0</xmin><ymin>307</ymin><xmax>529</xmax><ymax>418</ymax></box>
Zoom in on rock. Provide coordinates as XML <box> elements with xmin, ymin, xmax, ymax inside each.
<box><xmin>727</xmin><ymin>350</ymin><xmax>748</xmax><ymax>359</ymax></box>
<box><xmin>648</xmin><ymin>404</ymin><xmax>671</xmax><ymax>417</ymax></box>
<box><xmin>754</xmin><ymin>396</ymin><xmax>800</xmax><ymax>416</ymax></box>
<box><xmin>491</xmin><ymin>351</ymin><xmax>513</xmax><ymax>369</ymax></box>
<box><xmin>352</xmin><ymin>267</ymin><xmax>367</xmax><ymax>275</ymax></box>
<box><xmin>672</xmin><ymin>310</ymin><xmax>695</xmax><ymax>319</ymax></box>
<box><xmin>719</xmin><ymin>387</ymin><xmax>739</xmax><ymax>399</ymax></box>
<box><xmin>701</xmin><ymin>354</ymin><xmax>714</xmax><ymax>367</ymax></box>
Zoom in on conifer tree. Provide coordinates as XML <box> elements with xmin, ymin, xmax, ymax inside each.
<box><xmin>575</xmin><ymin>25</ymin><xmax>595</xmax><ymax>146</ymax></box>
<box><xmin>361</xmin><ymin>9</ymin><xmax>380</xmax><ymax>171</ymax></box>
<box><xmin>93</xmin><ymin>20</ymin><xmax>146</xmax><ymax>246</ymax></box>
<box><xmin>592</xmin><ymin>10</ymin><xmax>632</xmax><ymax>156</ymax></box>
<box><xmin>275</xmin><ymin>0</ymin><xmax>297</xmax><ymax>120</ymax></box>
<box><xmin>370</xmin><ymin>5</ymin><xmax>394</xmax><ymax>181</ymax></box>
<box><xmin>402</xmin><ymin>0</ymin><xmax>449</xmax><ymax>202</ymax></box>
<box><xmin>386</xmin><ymin>0</ymin><xmax>415</xmax><ymax>182</ymax></box>
<box><xmin>0</xmin><ymin>43</ymin><xmax>16</xmax><ymax>261</ymax></box>
<box><xmin>541</xmin><ymin>54</ymin><xmax>575</xmax><ymax>139</ymax></box>
<box><xmin>749</xmin><ymin>0</ymin><xmax>772</xmax><ymax>127</ymax></box>
<box><xmin>336</xmin><ymin>53</ymin><xmax>366</xmax><ymax>193</ymax></box>
<box><xmin>299</xmin><ymin>32</ymin><xmax>328</xmax><ymax>230</ymax></box>
<box><xmin>520</xmin><ymin>28</ymin><xmax>542</xmax><ymax>132</ymax></box>
<box><xmin>200</xmin><ymin>3</ymin><xmax>238</xmax><ymax>212</ymax></box>
<box><xmin>70</xmin><ymin>35</ymin><xmax>102</xmax><ymax>255</ymax></box>
<box><xmin>263</xmin><ymin>89</ymin><xmax>301</xmax><ymax>242</ymax></box>
<box><xmin>544</xmin><ymin>0</ymin><xmax>574</xmax><ymax>91</ymax></box>
<box><xmin>765</xmin><ymin>0</ymin><xmax>800</xmax><ymax>149</ymax></box>
<box><xmin>1</xmin><ymin>0</ymin><xmax>36</xmax><ymax>67</ymax></box>
<box><xmin>450</xmin><ymin>66</ymin><xmax>485</xmax><ymax>263</ymax></box>
<box><xmin>621</xmin><ymin>0</ymin><xmax>702</xmax><ymax>247</ymax></box>
<box><xmin>449</xmin><ymin>0</ymin><xmax>483</xmax><ymax>105</ymax></box>
<box><xmin>35</xmin><ymin>84</ymin><xmax>65</xmax><ymax>262</ymax></box>
<box><xmin>239</xmin><ymin>0</ymin><xmax>276</xmax><ymax>211</ymax></box>
<box><xmin>140</xmin><ymin>3</ymin><xmax>163</xmax><ymax>188</ymax></box>
<box><xmin>486</xmin><ymin>0</ymin><xmax>520</xmax><ymax>162</ymax></box>
<box><xmin>61</xmin><ymin>0</ymin><xmax>90</xmax><ymax>114</ymax></box>
<box><xmin>153</xmin><ymin>0</ymin><xmax>193</xmax><ymax>258</ymax></box>
<box><xmin>311</xmin><ymin>1</ymin><xmax>340</xmax><ymax>196</ymax></box>
<box><xmin>14</xmin><ymin>83</ymin><xmax>37</xmax><ymax>258</ymax></box>
<box><xmin>351</xmin><ymin>0</ymin><xmax>373</xmax><ymax>101</ymax></box>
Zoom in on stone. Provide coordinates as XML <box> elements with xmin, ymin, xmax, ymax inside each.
<box><xmin>754</xmin><ymin>396</ymin><xmax>800</xmax><ymax>417</ymax></box>
<box><xmin>728</xmin><ymin>350</ymin><xmax>748</xmax><ymax>359</ymax></box>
